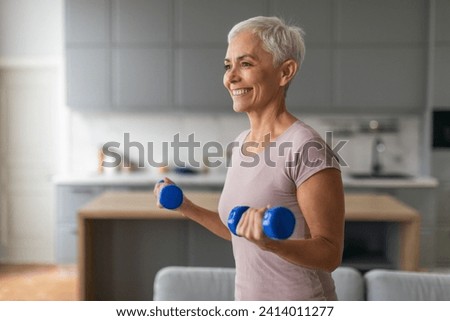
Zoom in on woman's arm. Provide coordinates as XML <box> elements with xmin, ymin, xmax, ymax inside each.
<box><xmin>154</xmin><ymin>178</ymin><xmax>231</xmax><ymax>241</ymax></box>
<box><xmin>236</xmin><ymin>168</ymin><xmax>345</xmax><ymax>272</ymax></box>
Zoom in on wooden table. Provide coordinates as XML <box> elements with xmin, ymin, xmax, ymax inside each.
<box><xmin>78</xmin><ymin>192</ymin><xmax>420</xmax><ymax>300</ymax></box>
<box><xmin>343</xmin><ymin>194</ymin><xmax>420</xmax><ymax>272</ymax></box>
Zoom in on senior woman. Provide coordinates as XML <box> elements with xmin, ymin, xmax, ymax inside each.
<box><xmin>155</xmin><ymin>16</ymin><xmax>345</xmax><ymax>300</ymax></box>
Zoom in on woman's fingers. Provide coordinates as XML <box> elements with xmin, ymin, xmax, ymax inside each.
<box><xmin>236</xmin><ymin>207</ymin><xmax>267</xmax><ymax>241</ymax></box>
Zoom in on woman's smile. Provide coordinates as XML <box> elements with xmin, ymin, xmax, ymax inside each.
<box><xmin>232</xmin><ymin>88</ymin><xmax>253</xmax><ymax>96</ymax></box>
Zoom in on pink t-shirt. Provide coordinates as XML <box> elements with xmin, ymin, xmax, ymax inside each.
<box><xmin>218</xmin><ymin>120</ymin><xmax>340</xmax><ymax>300</ymax></box>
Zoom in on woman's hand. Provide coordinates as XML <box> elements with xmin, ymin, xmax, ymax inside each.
<box><xmin>153</xmin><ymin>177</ymin><xmax>181</xmax><ymax>209</ymax></box>
<box><xmin>154</xmin><ymin>177</ymin><xmax>231</xmax><ymax>241</ymax></box>
<box><xmin>235</xmin><ymin>206</ymin><xmax>275</xmax><ymax>249</ymax></box>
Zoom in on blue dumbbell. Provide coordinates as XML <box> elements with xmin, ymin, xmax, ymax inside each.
<box><xmin>158</xmin><ymin>180</ymin><xmax>183</xmax><ymax>210</ymax></box>
<box><xmin>227</xmin><ymin>206</ymin><xmax>296</xmax><ymax>240</ymax></box>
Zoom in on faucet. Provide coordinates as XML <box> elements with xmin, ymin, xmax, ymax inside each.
<box><xmin>371</xmin><ymin>136</ymin><xmax>385</xmax><ymax>176</ymax></box>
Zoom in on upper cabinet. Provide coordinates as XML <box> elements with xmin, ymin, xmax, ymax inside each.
<box><xmin>65</xmin><ymin>0</ymin><xmax>433</xmax><ymax>114</ymax></box>
<box><xmin>334</xmin><ymin>0</ymin><xmax>427</xmax><ymax>112</ymax></box>
<box><xmin>274</xmin><ymin>0</ymin><xmax>428</xmax><ymax>113</ymax></box>
<box><xmin>174</xmin><ymin>0</ymin><xmax>267</xmax><ymax>113</ymax></box>
<box><xmin>65</xmin><ymin>0</ymin><xmax>174</xmax><ymax>112</ymax></box>
<box><xmin>65</xmin><ymin>0</ymin><xmax>110</xmax><ymax>44</ymax></box>
<box><xmin>113</xmin><ymin>0</ymin><xmax>172</xmax><ymax>44</ymax></box>
<box><xmin>65</xmin><ymin>0</ymin><xmax>111</xmax><ymax>111</ymax></box>
<box><xmin>434</xmin><ymin>0</ymin><xmax>450</xmax><ymax>107</ymax></box>
<box><xmin>65</xmin><ymin>0</ymin><xmax>268</xmax><ymax>113</ymax></box>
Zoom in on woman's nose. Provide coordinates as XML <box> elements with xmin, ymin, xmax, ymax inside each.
<box><xmin>224</xmin><ymin>66</ymin><xmax>240</xmax><ymax>85</ymax></box>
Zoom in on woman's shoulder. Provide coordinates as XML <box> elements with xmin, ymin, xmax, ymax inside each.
<box><xmin>280</xmin><ymin>120</ymin><xmax>325</xmax><ymax>148</ymax></box>
<box><xmin>233</xmin><ymin>128</ymin><xmax>251</xmax><ymax>144</ymax></box>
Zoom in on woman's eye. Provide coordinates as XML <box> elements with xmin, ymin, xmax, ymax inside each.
<box><xmin>241</xmin><ymin>62</ymin><xmax>252</xmax><ymax>67</ymax></box>
<box><xmin>224</xmin><ymin>64</ymin><xmax>231</xmax><ymax>71</ymax></box>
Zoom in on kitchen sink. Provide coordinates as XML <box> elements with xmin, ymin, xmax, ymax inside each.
<box><xmin>349</xmin><ymin>173</ymin><xmax>413</xmax><ymax>179</ymax></box>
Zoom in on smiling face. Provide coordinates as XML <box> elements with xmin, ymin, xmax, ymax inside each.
<box><xmin>223</xmin><ymin>31</ymin><xmax>286</xmax><ymax>113</ymax></box>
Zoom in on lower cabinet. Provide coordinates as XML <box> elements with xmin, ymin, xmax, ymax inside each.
<box><xmin>56</xmin><ymin>185</ymin><xmax>102</xmax><ymax>263</ymax></box>
<box><xmin>436</xmin><ymin>182</ymin><xmax>450</xmax><ymax>267</ymax></box>
<box><xmin>55</xmin><ymin>185</ymin><xmax>138</xmax><ymax>263</ymax></box>
<box><xmin>436</xmin><ymin>228</ymin><xmax>450</xmax><ymax>266</ymax></box>
<box><xmin>56</xmin><ymin>224</ymin><xmax>78</xmax><ymax>263</ymax></box>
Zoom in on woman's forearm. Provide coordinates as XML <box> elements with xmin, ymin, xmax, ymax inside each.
<box><xmin>263</xmin><ymin>236</ymin><xmax>342</xmax><ymax>272</ymax></box>
<box><xmin>178</xmin><ymin>198</ymin><xmax>232</xmax><ymax>241</ymax></box>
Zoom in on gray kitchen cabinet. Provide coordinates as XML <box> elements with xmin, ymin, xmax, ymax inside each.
<box><xmin>435</xmin><ymin>182</ymin><xmax>450</xmax><ymax>266</ymax></box>
<box><xmin>275</xmin><ymin>0</ymin><xmax>427</xmax><ymax>113</ymax></box>
<box><xmin>436</xmin><ymin>182</ymin><xmax>450</xmax><ymax>225</ymax></box>
<box><xmin>65</xmin><ymin>0</ymin><xmax>110</xmax><ymax>44</ymax></box>
<box><xmin>66</xmin><ymin>48</ymin><xmax>111</xmax><ymax>111</ymax></box>
<box><xmin>436</xmin><ymin>228</ymin><xmax>450</xmax><ymax>266</ymax></box>
<box><xmin>112</xmin><ymin>48</ymin><xmax>172</xmax><ymax>111</ymax></box>
<box><xmin>336</xmin><ymin>0</ymin><xmax>427</xmax><ymax>111</ymax></box>
<box><xmin>434</xmin><ymin>0</ymin><xmax>449</xmax><ymax>107</ymax></box>
<box><xmin>55</xmin><ymin>184</ymin><xmax>154</xmax><ymax>263</ymax></box>
<box><xmin>434</xmin><ymin>47</ymin><xmax>450</xmax><ymax>107</ymax></box>
<box><xmin>56</xmin><ymin>225</ymin><xmax>79</xmax><ymax>263</ymax></box>
<box><xmin>56</xmin><ymin>185</ymin><xmax>104</xmax><ymax>263</ymax></box>
<box><xmin>174</xmin><ymin>0</ymin><xmax>267</xmax><ymax>113</ymax></box>
<box><xmin>432</xmin><ymin>151</ymin><xmax>450</xmax><ymax>267</ymax></box>
<box><xmin>436</xmin><ymin>0</ymin><xmax>450</xmax><ymax>43</ymax></box>
<box><xmin>65</xmin><ymin>0</ymin><xmax>433</xmax><ymax>114</ymax></box>
<box><xmin>336</xmin><ymin>0</ymin><xmax>427</xmax><ymax>44</ymax></box>
<box><xmin>286</xmin><ymin>48</ymin><xmax>333</xmax><ymax>111</ymax></box>
<box><xmin>65</xmin><ymin>0</ymin><xmax>111</xmax><ymax>112</ymax></box>
<box><xmin>395</xmin><ymin>188</ymin><xmax>438</xmax><ymax>268</ymax></box>
<box><xmin>175</xmin><ymin>0</ymin><xmax>267</xmax><ymax>45</ymax></box>
<box><xmin>335</xmin><ymin>48</ymin><xmax>425</xmax><ymax>112</ymax></box>
<box><xmin>272</xmin><ymin>0</ymin><xmax>333</xmax><ymax>45</ymax></box>
<box><xmin>65</xmin><ymin>0</ymin><xmax>173</xmax><ymax>112</ymax></box>
<box><xmin>272</xmin><ymin>1</ymin><xmax>334</xmax><ymax>111</ymax></box>
<box><xmin>175</xmin><ymin>48</ymin><xmax>230</xmax><ymax>112</ymax></box>
<box><xmin>112</xmin><ymin>0</ymin><xmax>172</xmax><ymax>44</ymax></box>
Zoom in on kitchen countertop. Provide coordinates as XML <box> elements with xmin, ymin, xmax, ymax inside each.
<box><xmin>53</xmin><ymin>169</ymin><xmax>439</xmax><ymax>188</ymax></box>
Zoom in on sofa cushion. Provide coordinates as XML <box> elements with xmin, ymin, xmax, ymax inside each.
<box><xmin>332</xmin><ymin>266</ymin><xmax>365</xmax><ymax>301</ymax></box>
<box><xmin>365</xmin><ymin>269</ymin><xmax>450</xmax><ymax>300</ymax></box>
<box><xmin>153</xmin><ymin>266</ymin><xmax>236</xmax><ymax>301</ymax></box>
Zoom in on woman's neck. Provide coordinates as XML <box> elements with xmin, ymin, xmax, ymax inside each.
<box><xmin>246</xmin><ymin>107</ymin><xmax>298</xmax><ymax>143</ymax></box>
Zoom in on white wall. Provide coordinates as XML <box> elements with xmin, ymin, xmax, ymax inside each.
<box><xmin>0</xmin><ymin>0</ymin><xmax>63</xmax><ymax>59</ymax></box>
<box><xmin>0</xmin><ymin>0</ymin><xmax>64</xmax><ymax>263</ymax></box>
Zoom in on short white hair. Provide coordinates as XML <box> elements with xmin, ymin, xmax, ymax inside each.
<box><xmin>227</xmin><ymin>16</ymin><xmax>306</xmax><ymax>68</ymax></box>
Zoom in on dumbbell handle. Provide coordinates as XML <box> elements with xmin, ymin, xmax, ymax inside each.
<box><xmin>158</xmin><ymin>180</ymin><xmax>183</xmax><ymax>210</ymax></box>
<box><xmin>227</xmin><ymin>206</ymin><xmax>295</xmax><ymax>240</ymax></box>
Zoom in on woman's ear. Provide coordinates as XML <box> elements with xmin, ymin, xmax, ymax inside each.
<box><xmin>279</xmin><ymin>59</ymin><xmax>298</xmax><ymax>86</ymax></box>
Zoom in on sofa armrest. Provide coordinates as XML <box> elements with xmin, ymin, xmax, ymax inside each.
<box><xmin>153</xmin><ymin>266</ymin><xmax>236</xmax><ymax>301</ymax></box>
<box><xmin>332</xmin><ymin>266</ymin><xmax>365</xmax><ymax>300</ymax></box>
<box><xmin>365</xmin><ymin>269</ymin><xmax>450</xmax><ymax>300</ymax></box>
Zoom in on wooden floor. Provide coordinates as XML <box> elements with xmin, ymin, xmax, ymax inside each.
<box><xmin>0</xmin><ymin>264</ymin><xmax>78</xmax><ymax>301</ymax></box>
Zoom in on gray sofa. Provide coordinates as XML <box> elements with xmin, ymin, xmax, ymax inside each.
<box><xmin>153</xmin><ymin>266</ymin><xmax>450</xmax><ymax>301</ymax></box>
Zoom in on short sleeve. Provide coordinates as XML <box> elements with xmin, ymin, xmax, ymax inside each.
<box><xmin>287</xmin><ymin>136</ymin><xmax>341</xmax><ymax>188</ymax></box>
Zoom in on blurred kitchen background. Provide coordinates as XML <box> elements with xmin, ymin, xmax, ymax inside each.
<box><xmin>0</xmin><ymin>0</ymin><xmax>449</xmax><ymax>282</ymax></box>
